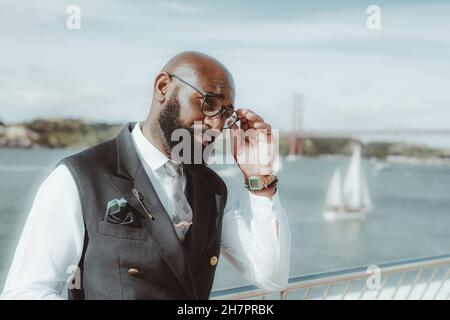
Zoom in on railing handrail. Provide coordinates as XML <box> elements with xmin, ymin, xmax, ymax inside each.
<box><xmin>211</xmin><ymin>253</ymin><xmax>450</xmax><ymax>299</ymax></box>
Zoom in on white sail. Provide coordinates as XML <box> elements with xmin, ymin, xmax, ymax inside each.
<box><xmin>323</xmin><ymin>144</ymin><xmax>373</xmax><ymax>220</ymax></box>
<box><xmin>325</xmin><ymin>167</ymin><xmax>343</xmax><ymax>208</ymax></box>
<box><xmin>343</xmin><ymin>144</ymin><xmax>362</xmax><ymax>209</ymax></box>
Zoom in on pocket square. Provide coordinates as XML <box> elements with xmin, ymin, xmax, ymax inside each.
<box><xmin>104</xmin><ymin>198</ymin><xmax>141</xmax><ymax>227</ymax></box>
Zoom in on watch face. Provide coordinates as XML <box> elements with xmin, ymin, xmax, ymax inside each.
<box><xmin>248</xmin><ymin>177</ymin><xmax>262</xmax><ymax>190</ymax></box>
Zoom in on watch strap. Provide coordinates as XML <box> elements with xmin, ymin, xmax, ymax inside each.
<box><xmin>244</xmin><ymin>174</ymin><xmax>278</xmax><ymax>191</ymax></box>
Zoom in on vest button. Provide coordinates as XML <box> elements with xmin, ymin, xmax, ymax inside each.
<box><xmin>209</xmin><ymin>256</ymin><xmax>218</xmax><ymax>266</ymax></box>
<box><xmin>128</xmin><ymin>267</ymin><xmax>140</xmax><ymax>276</ymax></box>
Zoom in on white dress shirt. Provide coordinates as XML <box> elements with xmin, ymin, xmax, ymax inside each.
<box><xmin>1</xmin><ymin>123</ymin><xmax>291</xmax><ymax>300</ymax></box>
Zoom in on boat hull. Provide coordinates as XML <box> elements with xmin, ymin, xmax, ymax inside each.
<box><xmin>322</xmin><ymin>208</ymin><xmax>371</xmax><ymax>221</ymax></box>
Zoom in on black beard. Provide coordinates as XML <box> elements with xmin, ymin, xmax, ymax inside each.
<box><xmin>158</xmin><ymin>89</ymin><xmax>185</xmax><ymax>151</ymax></box>
<box><xmin>157</xmin><ymin>89</ymin><xmax>207</xmax><ymax>165</ymax></box>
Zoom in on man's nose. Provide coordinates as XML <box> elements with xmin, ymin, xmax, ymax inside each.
<box><xmin>203</xmin><ymin>114</ymin><xmax>224</xmax><ymax>131</ymax></box>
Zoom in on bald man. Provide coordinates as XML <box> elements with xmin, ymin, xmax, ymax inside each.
<box><xmin>1</xmin><ymin>52</ymin><xmax>291</xmax><ymax>300</ymax></box>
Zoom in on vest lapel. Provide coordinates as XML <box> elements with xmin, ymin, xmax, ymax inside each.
<box><xmin>105</xmin><ymin>122</ymin><xmax>198</xmax><ymax>299</ymax></box>
<box><xmin>183</xmin><ymin>165</ymin><xmax>214</xmax><ymax>271</ymax></box>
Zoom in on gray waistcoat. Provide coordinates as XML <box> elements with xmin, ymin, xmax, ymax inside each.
<box><xmin>59</xmin><ymin>122</ymin><xmax>227</xmax><ymax>300</ymax></box>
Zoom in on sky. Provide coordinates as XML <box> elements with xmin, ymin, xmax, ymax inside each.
<box><xmin>0</xmin><ymin>0</ymin><xmax>449</xmax><ymax>147</ymax></box>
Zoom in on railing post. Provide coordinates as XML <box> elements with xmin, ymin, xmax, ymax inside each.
<box><xmin>406</xmin><ymin>268</ymin><xmax>423</xmax><ymax>300</ymax></box>
<box><xmin>374</xmin><ymin>273</ymin><xmax>390</xmax><ymax>300</ymax></box>
<box><xmin>391</xmin><ymin>271</ymin><xmax>407</xmax><ymax>300</ymax></box>
<box><xmin>341</xmin><ymin>280</ymin><xmax>353</xmax><ymax>300</ymax></box>
<box><xmin>432</xmin><ymin>270</ymin><xmax>449</xmax><ymax>300</ymax></box>
<box><xmin>419</xmin><ymin>267</ymin><xmax>439</xmax><ymax>300</ymax></box>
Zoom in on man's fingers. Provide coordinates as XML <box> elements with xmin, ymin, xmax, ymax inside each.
<box><xmin>239</xmin><ymin>117</ymin><xmax>249</xmax><ymax>131</ymax></box>
<box><xmin>237</xmin><ymin>108</ymin><xmax>264</xmax><ymax>123</ymax></box>
<box><xmin>253</xmin><ymin>122</ymin><xmax>271</xmax><ymax>130</ymax></box>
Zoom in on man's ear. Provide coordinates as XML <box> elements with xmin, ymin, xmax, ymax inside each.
<box><xmin>153</xmin><ymin>72</ymin><xmax>171</xmax><ymax>103</ymax></box>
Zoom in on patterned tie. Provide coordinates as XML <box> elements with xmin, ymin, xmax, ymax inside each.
<box><xmin>164</xmin><ymin>161</ymin><xmax>193</xmax><ymax>242</ymax></box>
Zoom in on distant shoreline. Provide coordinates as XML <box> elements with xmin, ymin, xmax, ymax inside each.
<box><xmin>0</xmin><ymin>118</ymin><xmax>123</xmax><ymax>149</ymax></box>
<box><xmin>1</xmin><ymin>118</ymin><xmax>450</xmax><ymax>160</ymax></box>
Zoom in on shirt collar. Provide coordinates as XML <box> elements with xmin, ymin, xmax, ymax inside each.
<box><xmin>131</xmin><ymin>121</ymin><xmax>169</xmax><ymax>172</ymax></box>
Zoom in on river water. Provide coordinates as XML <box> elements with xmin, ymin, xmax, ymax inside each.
<box><xmin>0</xmin><ymin>148</ymin><xmax>449</xmax><ymax>292</ymax></box>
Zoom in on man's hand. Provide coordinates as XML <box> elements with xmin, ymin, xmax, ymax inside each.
<box><xmin>229</xmin><ymin>109</ymin><xmax>277</xmax><ymax>197</ymax></box>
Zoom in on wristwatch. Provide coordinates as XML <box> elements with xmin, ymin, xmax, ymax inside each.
<box><xmin>244</xmin><ymin>174</ymin><xmax>278</xmax><ymax>191</ymax></box>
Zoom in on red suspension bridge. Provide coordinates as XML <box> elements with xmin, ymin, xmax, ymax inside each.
<box><xmin>288</xmin><ymin>94</ymin><xmax>450</xmax><ymax>156</ymax></box>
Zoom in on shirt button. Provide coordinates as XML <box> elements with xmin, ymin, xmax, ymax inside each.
<box><xmin>209</xmin><ymin>256</ymin><xmax>218</xmax><ymax>266</ymax></box>
<box><xmin>128</xmin><ymin>267</ymin><xmax>140</xmax><ymax>276</ymax></box>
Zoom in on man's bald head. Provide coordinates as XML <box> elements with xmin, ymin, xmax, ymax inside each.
<box><xmin>160</xmin><ymin>51</ymin><xmax>235</xmax><ymax>97</ymax></box>
<box><xmin>144</xmin><ymin>51</ymin><xmax>236</xmax><ymax>156</ymax></box>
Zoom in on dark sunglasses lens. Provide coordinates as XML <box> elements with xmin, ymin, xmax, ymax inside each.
<box><xmin>202</xmin><ymin>96</ymin><xmax>222</xmax><ymax>116</ymax></box>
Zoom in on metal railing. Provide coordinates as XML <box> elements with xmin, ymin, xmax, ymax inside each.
<box><xmin>211</xmin><ymin>253</ymin><xmax>450</xmax><ymax>300</ymax></box>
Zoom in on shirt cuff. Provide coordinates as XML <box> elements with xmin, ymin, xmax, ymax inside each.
<box><xmin>248</xmin><ymin>189</ymin><xmax>283</xmax><ymax>219</ymax></box>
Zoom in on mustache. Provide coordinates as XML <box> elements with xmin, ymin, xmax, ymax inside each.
<box><xmin>188</xmin><ymin>124</ymin><xmax>222</xmax><ymax>141</ymax></box>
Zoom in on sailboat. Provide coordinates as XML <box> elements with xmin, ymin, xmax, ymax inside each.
<box><xmin>322</xmin><ymin>144</ymin><xmax>372</xmax><ymax>221</ymax></box>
